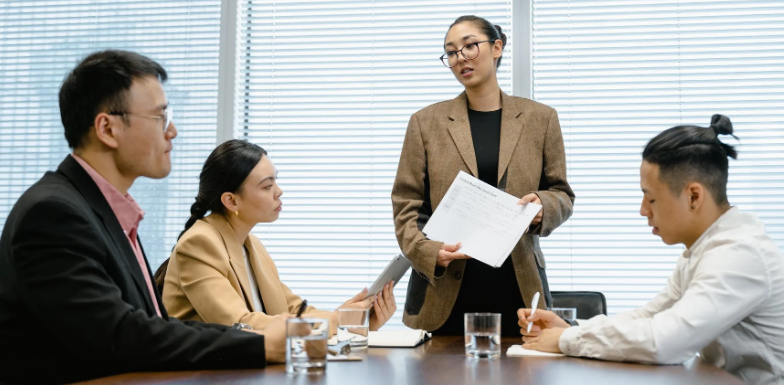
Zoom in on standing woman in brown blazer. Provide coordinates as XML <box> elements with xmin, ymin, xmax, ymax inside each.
<box><xmin>392</xmin><ymin>16</ymin><xmax>575</xmax><ymax>337</ymax></box>
<box><xmin>155</xmin><ymin>140</ymin><xmax>396</xmax><ymax>332</ymax></box>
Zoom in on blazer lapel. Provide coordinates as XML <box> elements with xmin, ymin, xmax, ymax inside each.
<box><xmin>205</xmin><ymin>215</ymin><xmax>257</xmax><ymax>312</ymax></box>
<box><xmin>497</xmin><ymin>92</ymin><xmax>525</xmax><ymax>185</ymax></box>
<box><xmin>447</xmin><ymin>92</ymin><xmax>479</xmax><ymax>177</ymax></box>
<box><xmin>57</xmin><ymin>155</ymin><xmax>156</xmax><ymax>314</ymax></box>
<box><xmin>245</xmin><ymin>240</ymin><xmax>288</xmax><ymax>315</ymax></box>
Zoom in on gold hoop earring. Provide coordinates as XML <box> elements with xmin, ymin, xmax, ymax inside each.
<box><xmin>234</xmin><ymin>210</ymin><xmax>239</xmax><ymax>217</ymax></box>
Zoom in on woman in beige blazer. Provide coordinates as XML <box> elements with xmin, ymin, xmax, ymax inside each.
<box><xmin>392</xmin><ymin>16</ymin><xmax>575</xmax><ymax>337</ymax></box>
<box><xmin>155</xmin><ymin>140</ymin><xmax>396</xmax><ymax>332</ymax></box>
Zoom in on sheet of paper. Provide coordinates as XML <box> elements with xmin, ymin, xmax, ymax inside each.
<box><xmin>422</xmin><ymin>170</ymin><xmax>542</xmax><ymax>267</ymax></box>
<box><xmin>506</xmin><ymin>345</ymin><xmax>565</xmax><ymax>357</ymax></box>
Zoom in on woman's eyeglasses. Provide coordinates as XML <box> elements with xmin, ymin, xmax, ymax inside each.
<box><xmin>440</xmin><ymin>40</ymin><xmax>495</xmax><ymax>68</ymax></box>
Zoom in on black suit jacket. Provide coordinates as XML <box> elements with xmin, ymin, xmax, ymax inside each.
<box><xmin>0</xmin><ymin>156</ymin><xmax>267</xmax><ymax>384</ymax></box>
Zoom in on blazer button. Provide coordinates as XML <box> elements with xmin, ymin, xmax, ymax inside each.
<box><xmin>454</xmin><ymin>272</ymin><xmax>462</xmax><ymax>280</ymax></box>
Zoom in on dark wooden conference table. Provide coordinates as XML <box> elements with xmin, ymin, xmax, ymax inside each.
<box><xmin>77</xmin><ymin>336</ymin><xmax>743</xmax><ymax>385</ymax></box>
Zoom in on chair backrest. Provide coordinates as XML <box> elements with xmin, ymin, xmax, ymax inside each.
<box><xmin>551</xmin><ymin>291</ymin><xmax>607</xmax><ymax>319</ymax></box>
<box><xmin>153</xmin><ymin>258</ymin><xmax>170</xmax><ymax>295</ymax></box>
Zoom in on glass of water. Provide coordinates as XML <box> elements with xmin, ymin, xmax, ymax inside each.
<box><xmin>550</xmin><ymin>307</ymin><xmax>577</xmax><ymax>322</ymax></box>
<box><xmin>286</xmin><ymin>318</ymin><xmax>329</xmax><ymax>375</ymax></box>
<box><xmin>337</xmin><ymin>309</ymin><xmax>369</xmax><ymax>349</ymax></box>
<box><xmin>464</xmin><ymin>313</ymin><xmax>501</xmax><ymax>359</ymax></box>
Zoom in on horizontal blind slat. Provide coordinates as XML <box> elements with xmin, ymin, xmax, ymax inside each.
<box><xmin>532</xmin><ymin>0</ymin><xmax>784</xmax><ymax>314</ymax></box>
<box><xmin>238</xmin><ymin>0</ymin><xmax>513</xmax><ymax>328</ymax></box>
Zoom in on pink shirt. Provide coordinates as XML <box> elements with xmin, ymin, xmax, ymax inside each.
<box><xmin>72</xmin><ymin>154</ymin><xmax>162</xmax><ymax>317</ymax></box>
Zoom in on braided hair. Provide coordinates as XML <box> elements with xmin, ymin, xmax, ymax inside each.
<box><xmin>154</xmin><ymin>140</ymin><xmax>268</xmax><ymax>292</ymax></box>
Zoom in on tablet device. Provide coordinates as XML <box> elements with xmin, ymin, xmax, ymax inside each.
<box><xmin>365</xmin><ymin>254</ymin><xmax>412</xmax><ymax>299</ymax></box>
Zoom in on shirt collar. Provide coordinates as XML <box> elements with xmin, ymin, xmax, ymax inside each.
<box><xmin>683</xmin><ymin>206</ymin><xmax>739</xmax><ymax>258</ymax></box>
<box><xmin>71</xmin><ymin>154</ymin><xmax>145</xmax><ymax>234</ymax></box>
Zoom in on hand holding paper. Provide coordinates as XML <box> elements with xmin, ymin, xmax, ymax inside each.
<box><xmin>423</xmin><ymin>171</ymin><xmax>542</xmax><ymax>267</ymax></box>
<box><xmin>436</xmin><ymin>242</ymin><xmax>468</xmax><ymax>267</ymax></box>
<box><xmin>518</xmin><ymin>193</ymin><xmax>544</xmax><ymax>231</ymax></box>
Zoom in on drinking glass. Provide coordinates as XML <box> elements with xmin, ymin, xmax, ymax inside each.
<box><xmin>464</xmin><ymin>313</ymin><xmax>501</xmax><ymax>359</ymax></box>
<box><xmin>286</xmin><ymin>318</ymin><xmax>329</xmax><ymax>374</ymax></box>
<box><xmin>337</xmin><ymin>309</ymin><xmax>369</xmax><ymax>349</ymax></box>
<box><xmin>550</xmin><ymin>307</ymin><xmax>577</xmax><ymax>322</ymax></box>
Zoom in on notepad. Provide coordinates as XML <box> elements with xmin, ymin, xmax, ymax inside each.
<box><xmin>506</xmin><ymin>344</ymin><xmax>565</xmax><ymax>357</ymax></box>
<box><xmin>369</xmin><ymin>329</ymin><xmax>431</xmax><ymax>347</ymax></box>
<box><xmin>329</xmin><ymin>329</ymin><xmax>431</xmax><ymax>348</ymax></box>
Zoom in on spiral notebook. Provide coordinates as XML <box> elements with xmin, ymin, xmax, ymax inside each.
<box><xmin>369</xmin><ymin>329</ymin><xmax>432</xmax><ymax>348</ymax></box>
<box><xmin>328</xmin><ymin>329</ymin><xmax>431</xmax><ymax>348</ymax></box>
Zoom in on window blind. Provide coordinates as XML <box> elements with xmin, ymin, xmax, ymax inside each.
<box><xmin>237</xmin><ymin>0</ymin><xmax>513</xmax><ymax>328</ymax></box>
<box><xmin>0</xmin><ymin>0</ymin><xmax>222</xmax><ymax>270</ymax></box>
<box><xmin>532</xmin><ymin>0</ymin><xmax>784</xmax><ymax>314</ymax></box>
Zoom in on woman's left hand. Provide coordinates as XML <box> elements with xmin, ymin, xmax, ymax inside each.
<box><xmin>517</xmin><ymin>193</ymin><xmax>543</xmax><ymax>230</ymax></box>
<box><xmin>369</xmin><ymin>280</ymin><xmax>397</xmax><ymax>331</ymax></box>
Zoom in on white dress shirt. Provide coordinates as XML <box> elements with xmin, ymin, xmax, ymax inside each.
<box><xmin>243</xmin><ymin>246</ymin><xmax>265</xmax><ymax>313</ymax></box>
<box><xmin>559</xmin><ymin>207</ymin><xmax>784</xmax><ymax>385</ymax></box>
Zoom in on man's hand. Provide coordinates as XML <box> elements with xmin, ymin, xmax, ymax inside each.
<box><xmin>517</xmin><ymin>308</ymin><xmax>570</xmax><ymax>342</ymax></box>
<box><xmin>253</xmin><ymin>314</ymin><xmax>291</xmax><ymax>363</ymax></box>
<box><xmin>523</xmin><ymin>327</ymin><xmax>566</xmax><ymax>354</ymax></box>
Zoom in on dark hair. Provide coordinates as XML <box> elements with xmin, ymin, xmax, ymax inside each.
<box><xmin>153</xmin><ymin>139</ymin><xmax>268</xmax><ymax>292</ymax></box>
<box><xmin>59</xmin><ymin>50</ymin><xmax>167</xmax><ymax>149</ymax></box>
<box><xmin>642</xmin><ymin>114</ymin><xmax>738</xmax><ymax>205</ymax></box>
<box><xmin>447</xmin><ymin>15</ymin><xmax>508</xmax><ymax>68</ymax></box>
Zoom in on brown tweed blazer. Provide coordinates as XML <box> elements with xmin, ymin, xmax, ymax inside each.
<box><xmin>392</xmin><ymin>91</ymin><xmax>575</xmax><ymax>331</ymax></box>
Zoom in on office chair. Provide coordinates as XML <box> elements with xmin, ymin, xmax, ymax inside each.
<box><xmin>551</xmin><ymin>291</ymin><xmax>607</xmax><ymax>319</ymax></box>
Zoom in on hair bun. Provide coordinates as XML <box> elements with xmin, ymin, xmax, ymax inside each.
<box><xmin>493</xmin><ymin>24</ymin><xmax>507</xmax><ymax>46</ymax></box>
<box><xmin>710</xmin><ymin>114</ymin><xmax>733</xmax><ymax>136</ymax></box>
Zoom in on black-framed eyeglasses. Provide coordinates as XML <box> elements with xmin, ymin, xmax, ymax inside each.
<box><xmin>109</xmin><ymin>107</ymin><xmax>173</xmax><ymax>132</ymax></box>
<box><xmin>440</xmin><ymin>40</ymin><xmax>496</xmax><ymax>68</ymax></box>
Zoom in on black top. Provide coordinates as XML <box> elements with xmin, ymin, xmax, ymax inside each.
<box><xmin>0</xmin><ymin>156</ymin><xmax>268</xmax><ymax>384</ymax></box>
<box><xmin>432</xmin><ymin>108</ymin><xmax>528</xmax><ymax>337</ymax></box>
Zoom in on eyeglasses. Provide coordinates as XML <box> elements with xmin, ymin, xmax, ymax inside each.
<box><xmin>440</xmin><ymin>40</ymin><xmax>495</xmax><ymax>68</ymax></box>
<box><xmin>109</xmin><ymin>107</ymin><xmax>173</xmax><ymax>132</ymax></box>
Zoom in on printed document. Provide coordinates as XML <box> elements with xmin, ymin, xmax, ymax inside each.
<box><xmin>422</xmin><ymin>171</ymin><xmax>542</xmax><ymax>267</ymax></box>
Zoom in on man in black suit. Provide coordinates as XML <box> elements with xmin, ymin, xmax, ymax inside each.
<box><xmin>0</xmin><ymin>50</ymin><xmax>287</xmax><ymax>384</ymax></box>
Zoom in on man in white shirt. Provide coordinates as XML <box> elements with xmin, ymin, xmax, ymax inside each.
<box><xmin>519</xmin><ymin>114</ymin><xmax>784</xmax><ymax>385</ymax></box>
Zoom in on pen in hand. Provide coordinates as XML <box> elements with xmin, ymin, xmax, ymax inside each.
<box><xmin>296</xmin><ymin>299</ymin><xmax>308</xmax><ymax>318</ymax></box>
<box><xmin>526</xmin><ymin>292</ymin><xmax>540</xmax><ymax>334</ymax></box>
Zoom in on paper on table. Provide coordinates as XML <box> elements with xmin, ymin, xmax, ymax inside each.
<box><xmin>422</xmin><ymin>170</ymin><xmax>542</xmax><ymax>267</ymax></box>
<box><xmin>506</xmin><ymin>345</ymin><xmax>565</xmax><ymax>357</ymax></box>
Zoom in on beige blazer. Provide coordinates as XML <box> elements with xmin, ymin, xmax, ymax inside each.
<box><xmin>392</xmin><ymin>92</ymin><xmax>575</xmax><ymax>331</ymax></box>
<box><xmin>162</xmin><ymin>214</ymin><xmax>333</xmax><ymax>330</ymax></box>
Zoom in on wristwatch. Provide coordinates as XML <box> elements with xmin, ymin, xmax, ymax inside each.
<box><xmin>232</xmin><ymin>322</ymin><xmax>253</xmax><ymax>331</ymax></box>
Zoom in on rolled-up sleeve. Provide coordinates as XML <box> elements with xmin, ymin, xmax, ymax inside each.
<box><xmin>559</xmin><ymin>244</ymin><xmax>768</xmax><ymax>364</ymax></box>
